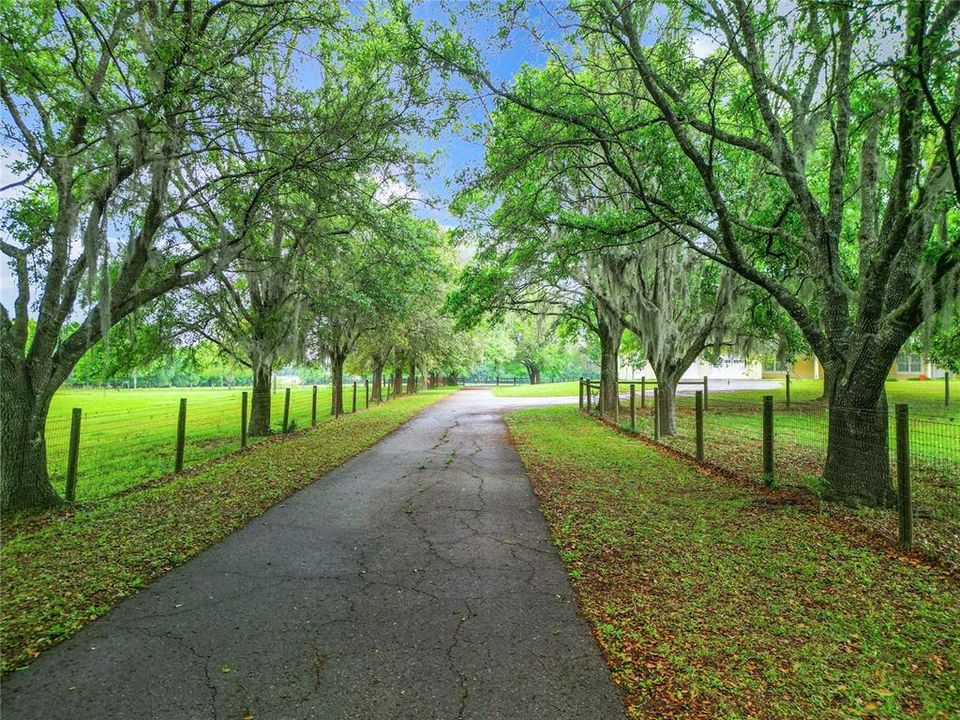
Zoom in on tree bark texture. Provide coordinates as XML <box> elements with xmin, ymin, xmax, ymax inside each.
<box><xmin>594</xmin><ymin>297</ymin><xmax>623</xmax><ymax>417</ymax></box>
<box><xmin>248</xmin><ymin>358</ymin><xmax>273</xmax><ymax>436</ymax></box>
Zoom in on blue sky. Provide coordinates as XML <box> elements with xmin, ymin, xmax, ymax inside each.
<box><xmin>405</xmin><ymin>0</ymin><xmax>562</xmax><ymax>228</ymax></box>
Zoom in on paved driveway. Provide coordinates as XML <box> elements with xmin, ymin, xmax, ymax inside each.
<box><xmin>3</xmin><ymin>389</ymin><xmax>625</xmax><ymax>720</ymax></box>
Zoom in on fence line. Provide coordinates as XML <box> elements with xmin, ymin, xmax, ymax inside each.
<box><xmin>44</xmin><ymin>380</ymin><xmax>427</xmax><ymax>505</ymax></box>
<box><xmin>577</xmin><ymin>379</ymin><xmax>960</xmax><ymax>566</ymax></box>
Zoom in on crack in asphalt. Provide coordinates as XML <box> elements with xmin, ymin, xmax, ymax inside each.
<box><xmin>119</xmin><ymin>624</ymin><xmax>220</xmax><ymax>719</ymax></box>
<box><xmin>3</xmin><ymin>390</ymin><xmax>626</xmax><ymax>720</ymax></box>
<box><xmin>447</xmin><ymin>600</ymin><xmax>474</xmax><ymax>720</ymax></box>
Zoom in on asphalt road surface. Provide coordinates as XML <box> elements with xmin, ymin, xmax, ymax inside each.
<box><xmin>3</xmin><ymin>389</ymin><xmax>625</xmax><ymax>719</ymax></box>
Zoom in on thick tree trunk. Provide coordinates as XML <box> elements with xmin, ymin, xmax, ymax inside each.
<box><xmin>647</xmin><ymin>357</ymin><xmax>686</xmax><ymax>435</ymax></box>
<box><xmin>822</xmin><ymin>373</ymin><xmax>895</xmax><ymax>507</ymax></box>
<box><xmin>407</xmin><ymin>360</ymin><xmax>416</xmax><ymax>394</ymax></box>
<box><xmin>1</xmin><ymin>360</ymin><xmax>61</xmax><ymax>513</ymax></box>
<box><xmin>599</xmin><ymin>341</ymin><xmax>620</xmax><ymax>416</ymax></box>
<box><xmin>248</xmin><ymin>359</ymin><xmax>273</xmax><ymax>436</ymax></box>
<box><xmin>594</xmin><ymin>298</ymin><xmax>623</xmax><ymax>417</ymax></box>
<box><xmin>330</xmin><ymin>353</ymin><xmax>345</xmax><ymax>416</ymax></box>
<box><xmin>393</xmin><ymin>366</ymin><xmax>403</xmax><ymax>397</ymax></box>
<box><xmin>652</xmin><ymin>371</ymin><xmax>681</xmax><ymax>436</ymax></box>
<box><xmin>371</xmin><ymin>360</ymin><xmax>384</xmax><ymax>402</ymax></box>
<box><xmin>523</xmin><ymin>362</ymin><xmax>541</xmax><ymax>385</ymax></box>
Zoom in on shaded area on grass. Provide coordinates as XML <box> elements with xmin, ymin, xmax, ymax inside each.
<box><xmin>612</xmin><ymin>392</ymin><xmax>960</xmax><ymax>568</ymax></box>
<box><xmin>507</xmin><ymin>406</ymin><xmax>960</xmax><ymax>720</ymax></box>
<box><xmin>1</xmin><ymin>388</ymin><xmax>456</xmax><ymax>674</ymax></box>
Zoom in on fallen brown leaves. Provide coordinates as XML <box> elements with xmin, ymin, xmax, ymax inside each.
<box><xmin>1</xmin><ymin>390</ymin><xmax>456</xmax><ymax>674</ymax></box>
<box><xmin>506</xmin><ymin>407</ymin><xmax>960</xmax><ymax>720</ymax></box>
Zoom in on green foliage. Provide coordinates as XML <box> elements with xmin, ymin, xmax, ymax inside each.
<box><xmin>930</xmin><ymin>329</ymin><xmax>960</xmax><ymax>374</ymax></box>
<box><xmin>67</xmin><ymin>301</ymin><xmax>181</xmax><ymax>384</ymax></box>
<box><xmin>1</xmin><ymin>0</ymin><xmax>457</xmax><ymax>512</ymax></box>
<box><xmin>412</xmin><ymin>0</ymin><xmax>960</xmax><ymax>393</ymax></box>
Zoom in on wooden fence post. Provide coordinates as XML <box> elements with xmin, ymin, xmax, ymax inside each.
<box><xmin>785</xmin><ymin>371</ymin><xmax>791</xmax><ymax>408</ymax></box>
<box><xmin>352</xmin><ymin>381</ymin><xmax>358</xmax><ymax>413</ymax></box>
<box><xmin>946</xmin><ymin>371</ymin><xmax>950</xmax><ymax>407</ymax></box>
<box><xmin>695</xmin><ymin>391</ymin><xmax>704</xmax><ymax>462</ymax></box>
<box><xmin>896</xmin><ymin>404</ymin><xmax>913</xmax><ymax>549</ymax></box>
<box><xmin>311</xmin><ymin>385</ymin><xmax>317</xmax><ymax>425</ymax></box>
<box><xmin>579</xmin><ymin>377</ymin><xmax>584</xmax><ymax>410</ymax></box>
<box><xmin>175</xmin><ymin>398</ymin><xmax>187</xmax><ymax>472</ymax></box>
<box><xmin>762</xmin><ymin>395</ymin><xmax>774</xmax><ymax>485</ymax></box>
<box><xmin>703</xmin><ymin>375</ymin><xmax>709</xmax><ymax>411</ymax></box>
<box><xmin>241</xmin><ymin>392</ymin><xmax>248</xmax><ymax>448</ymax></box>
<box><xmin>653</xmin><ymin>388</ymin><xmax>660</xmax><ymax>441</ymax></box>
<box><xmin>65</xmin><ymin>408</ymin><xmax>82</xmax><ymax>502</ymax></box>
<box><xmin>282</xmin><ymin>387</ymin><xmax>291</xmax><ymax>433</ymax></box>
<box><xmin>641</xmin><ymin>376</ymin><xmax>646</xmax><ymax>408</ymax></box>
<box><xmin>586</xmin><ymin>381</ymin><xmax>592</xmax><ymax>412</ymax></box>
<box><xmin>365</xmin><ymin>379</ymin><xmax>370</xmax><ymax>409</ymax></box>
<box><xmin>630</xmin><ymin>383</ymin><xmax>636</xmax><ymax>432</ymax></box>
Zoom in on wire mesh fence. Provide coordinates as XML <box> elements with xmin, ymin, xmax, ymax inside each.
<box><xmin>43</xmin><ymin>380</ymin><xmax>401</xmax><ymax>504</ymax></box>
<box><xmin>581</xmin><ymin>379</ymin><xmax>960</xmax><ymax>566</ymax></box>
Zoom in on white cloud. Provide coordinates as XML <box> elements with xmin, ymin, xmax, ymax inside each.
<box><xmin>372</xmin><ymin>166</ymin><xmax>422</xmax><ymax>205</ymax></box>
<box><xmin>1</xmin><ymin>146</ymin><xmax>27</xmax><ymax>310</ymax></box>
<box><xmin>374</xmin><ymin>177</ymin><xmax>422</xmax><ymax>204</ymax></box>
<box><xmin>689</xmin><ymin>31</ymin><xmax>721</xmax><ymax>59</ymax></box>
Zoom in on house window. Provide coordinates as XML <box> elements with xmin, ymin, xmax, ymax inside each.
<box><xmin>763</xmin><ymin>359</ymin><xmax>788</xmax><ymax>372</ymax></box>
<box><xmin>897</xmin><ymin>353</ymin><xmax>923</xmax><ymax>373</ymax></box>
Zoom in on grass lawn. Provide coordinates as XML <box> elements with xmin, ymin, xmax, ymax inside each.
<box><xmin>45</xmin><ymin>384</ymin><xmax>364</xmax><ymax>502</ymax></box>
<box><xmin>494</xmin><ymin>377</ymin><xmax>958</xmax><ymax>416</ymax></box>
<box><xmin>507</xmin><ymin>406</ymin><xmax>960</xmax><ymax>719</ymax></box>
<box><xmin>612</xmin><ymin>388</ymin><xmax>959</xmax><ymax>563</ymax></box>
<box><xmin>491</xmin><ymin>380</ymin><xmax>581</xmax><ymax>397</ymax></box>
<box><xmin>1</xmin><ymin>387</ymin><xmax>456</xmax><ymax>674</ymax></box>
<box><xmin>713</xmin><ymin>378</ymin><xmax>958</xmax><ymax>418</ymax></box>
<box><xmin>496</xmin><ymin>378</ymin><xmax>959</xmax><ymax>562</ymax></box>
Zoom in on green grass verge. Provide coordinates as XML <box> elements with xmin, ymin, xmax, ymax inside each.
<box><xmin>45</xmin><ymin>385</ymin><xmax>356</xmax><ymax>501</ymax></box>
<box><xmin>1</xmin><ymin>388</ymin><xmax>456</xmax><ymax>674</ymax></box>
<box><xmin>507</xmin><ymin>405</ymin><xmax>960</xmax><ymax>720</ymax></box>
<box><xmin>495</xmin><ymin>379</ymin><xmax>958</xmax><ymax>549</ymax></box>
<box><xmin>613</xmin><ymin>393</ymin><xmax>958</xmax><ymax>562</ymax></box>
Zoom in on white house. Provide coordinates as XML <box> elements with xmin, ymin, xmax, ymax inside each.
<box><xmin>619</xmin><ymin>356</ymin><xmax>764</xmax><ymax>381</ymax></box>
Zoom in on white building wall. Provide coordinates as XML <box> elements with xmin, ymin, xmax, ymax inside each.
<box><xmin>618</xmin><ymin>356</ymin><xmax>763</xmax><ymax>381</ymax></box>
